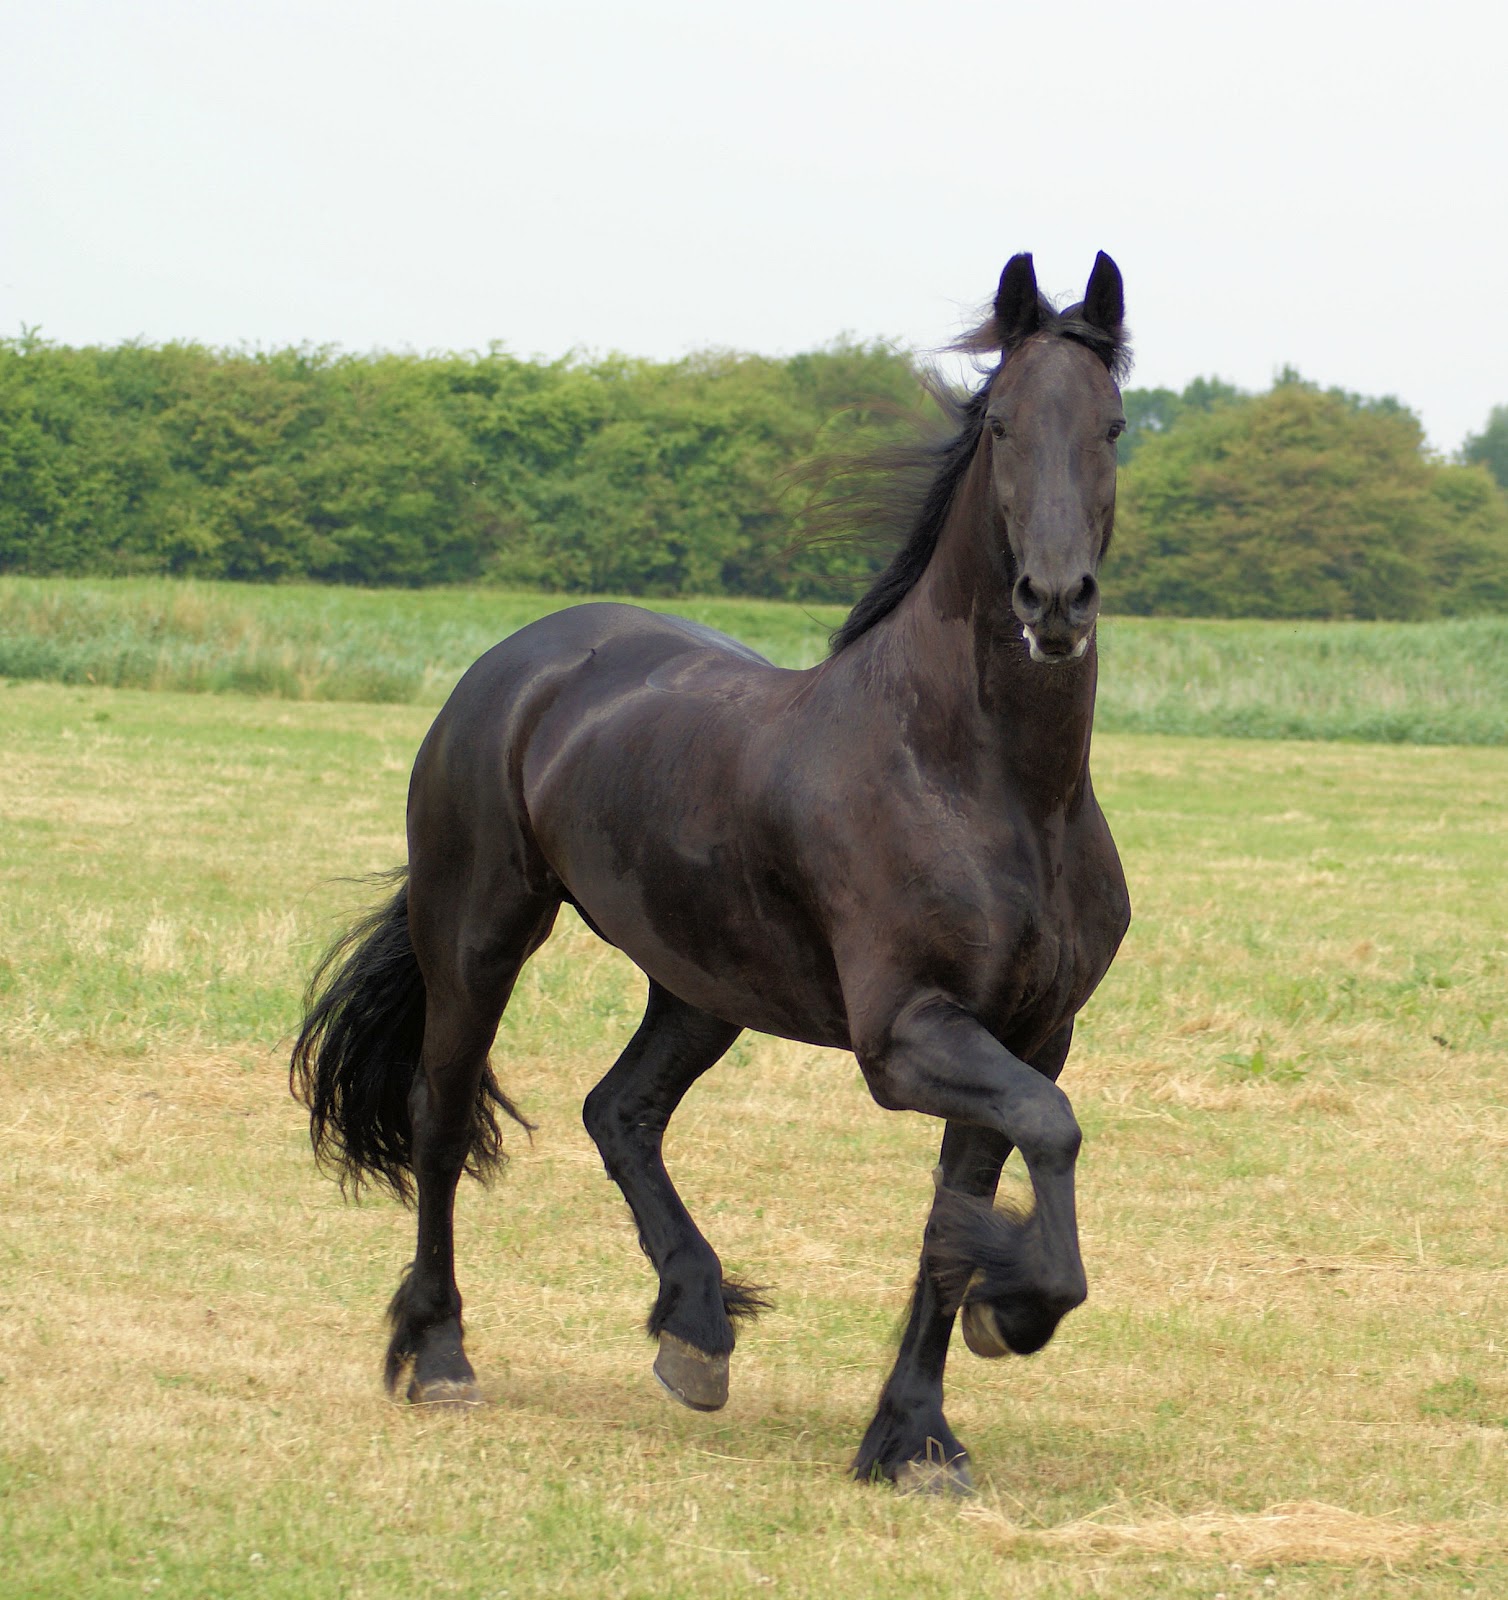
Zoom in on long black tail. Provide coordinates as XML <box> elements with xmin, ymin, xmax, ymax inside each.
<box><xmin>289</xmin><ymin>868</ymin><xmax>529</xmax><ymax>1205</ymax></box>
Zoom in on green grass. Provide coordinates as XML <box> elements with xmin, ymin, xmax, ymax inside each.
<box><xmin>1097</xmin><ymin>615</ymin><xmax>1508</xmax><ymax>746</ymax></box>
<box><xmin>3</xmin><ymin>574</ymin><xmax>1507</xmax><ymax>743</ymax></box>
<box><xmin>0</xmin><ymin>575</ymin><xmax>847</xmax><ymax>702</ymax></box>
<box><xmin>2</xmin><ymin>681</ymin><xmax>1505</xmax><ymax>1596</ymax></box>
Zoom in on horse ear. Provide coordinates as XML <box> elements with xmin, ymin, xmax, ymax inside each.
<box><xmin>994</xmin><ymin>253</ymin><xmax>1041</xmax><ymax>348</ymax></box>
<box><xmin>1083</xmin><ymin>251</ymin><xmax>1124</xmax><ymax>333</ymax></box>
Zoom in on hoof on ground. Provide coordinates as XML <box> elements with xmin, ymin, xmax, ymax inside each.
<box><xmin>653</xmin><ymin>1332</ymin><xmax>729</xmax><ymax>1412</ymax></box>
<box><xmin>407</xmin><ymin>1376</ymin><xmax>484</xmax><ymax>1408</ymax></box>
<box><xmin>893</xmin><ymin>1456</ymin><xmax>974</xmax><ymax>1497</ymax></box>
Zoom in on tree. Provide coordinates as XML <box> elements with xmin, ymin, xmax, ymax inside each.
<box><xmin>1463</xmin><ymin>404</ymin><xmax>1508</xmax><ymax>491</ymax></box>
<box><xmin>1117</xmin><ymin>375</ymin><xmax>1243</xmax><ymax>465</ymax></box>
<box><xmin>1108</xmin><ymin>375</ymin><xmax>1508</xmax><ymax>619</ymax></box>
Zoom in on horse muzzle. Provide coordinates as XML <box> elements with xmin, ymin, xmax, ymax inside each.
<box><xmin>1012</xmin><ymin>569</ymin><xmax>1099</xmax><ymax>665</ymax></box>
<box><xmin>1022</xmin><ymin>625</ymin><xmax>1090</xmax><ymax>665</ymax></box>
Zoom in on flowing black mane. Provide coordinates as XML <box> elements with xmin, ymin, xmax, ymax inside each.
<box><xmin>826</xmin><ymin>379</ymin><xmax>992</xmax><ymax>654</ymax></box>
<box><xmin>829</xmin><ymin>288</ymin><xmax>1131</xmax><ymax>655</ymax></box>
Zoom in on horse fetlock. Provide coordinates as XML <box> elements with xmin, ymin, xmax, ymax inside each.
<box><xmin>851</xmin><ymin>1390</ymin><xmax>971</xmax><ymax>1492</ymax></box>
<box><xmin>647</xmin><ymin>1262</ymin><xmax>738</xmax><ymax>1357</ymax></box>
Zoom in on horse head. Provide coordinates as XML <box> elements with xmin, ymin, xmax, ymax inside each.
<box><xmin>982</xmin><ymin>251</ymin><xmax>1127</xmax><ymax>664</ymax></box>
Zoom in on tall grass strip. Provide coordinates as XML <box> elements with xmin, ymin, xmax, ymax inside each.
<box><xmin>3</xmin><ymin>575</ymin><xmax>1507</xmax><ymax>743</ymax></box>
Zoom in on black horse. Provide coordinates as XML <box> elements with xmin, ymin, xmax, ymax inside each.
<box><xmin>292</xmin><ymin>252</ymin><xmax>1132</xmax><ymax>1491</ymax></box>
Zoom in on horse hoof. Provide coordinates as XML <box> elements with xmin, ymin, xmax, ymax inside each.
<box><xmin>960</xmin><ymin>1300</ymin><xmax>1011</xmax><ymax>1359</ymax></box>
<box><xmin>407</xmin><ymin>1377</ymin><xmax>484</xmax><ymax>1408</ymax></box>
<box><xmin>653</xmin><ymin>1332</ymin><xmax>729</xmax><ymax>1412</ymax></box>
<box><xmin>894</xmin><ymin>1456</ymin><xmax>974</xmax><ymax>1497</ymax></box>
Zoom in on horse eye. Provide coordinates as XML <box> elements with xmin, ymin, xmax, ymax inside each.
<box><xmin>988</xmin><ymin>417</ymin><xmax>1007</xmax><ymax>441</ymax></box>
<box><xmin>1107</xmin><ymin>420</ymin><xmax>1126</xmax><ymax>442</ymax></box>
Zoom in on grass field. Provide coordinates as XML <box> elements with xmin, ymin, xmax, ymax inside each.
<box><xmin>4</xmin><ymin>574</ymin><xmax>1507</xmax><ymax>745</ymax></box>
<box><xmin>2</xmin><ymin>678</ymin><xmax>1506</xmax><ymax>1598</ymax></box>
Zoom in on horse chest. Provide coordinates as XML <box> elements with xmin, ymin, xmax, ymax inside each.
<box><xmin>952</xmin><ymin>815</ymin><xmax>1128</xmax><ymax>1049</ymax></box>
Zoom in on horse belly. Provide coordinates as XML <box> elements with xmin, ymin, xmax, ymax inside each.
<box><xmin>574</xmin><ymin>853</ymin><xmax>849</xmax><ymax>1046</ymax></box>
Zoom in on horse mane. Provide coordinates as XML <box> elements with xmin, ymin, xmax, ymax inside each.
<box><xmin>826</xmin><ymin>378</ymin><xmax>992</xmax><ymax>654</ymax></box>
<box><xmin>828</xmin><ymin>293</ymin><xmax>1131</xmax><ymax>655</ymax></box>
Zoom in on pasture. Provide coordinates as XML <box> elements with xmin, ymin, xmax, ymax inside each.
<box><xmin>1</xmin><ymin>672</ymin><xmax>1505</xmax><ymax>1597</ymax></box>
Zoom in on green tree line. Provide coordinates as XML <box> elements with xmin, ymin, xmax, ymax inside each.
<box><xmin>1109</xmin><ymin>372</ymin><xmax>1508</xmax><ymax>618</ymax></box>
<box><xmin>2</xmin><ymin>332</ymin><xmax>1505</xmax><ymax>616</ymax></box>
<box><xmin>0</xmin><ymin>334</ymin><xmax>922</xmax><ymax>599</ymax></box>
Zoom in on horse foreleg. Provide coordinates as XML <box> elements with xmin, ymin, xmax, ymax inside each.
<box><xmin>582</xmin><ymin>982</ymin><xmax>760</xmax><ymax>1411</ymax></box>
<box><xmin>852</xmin><ymin>1019</ymin><xmax>1078</xmax><ymax>1490</ymax></box>
<box><xmin>851</xmin><ymin>1121</ymin><xmax>1011</xmax><ymax>1492</ymax></box>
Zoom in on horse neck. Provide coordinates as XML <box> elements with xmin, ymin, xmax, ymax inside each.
<box><xmin>868</xmin><ymin>446</ymin><xmax>1100</xmax><ymax>811</ymax></box>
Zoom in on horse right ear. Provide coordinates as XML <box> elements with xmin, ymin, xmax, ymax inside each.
<box><xmin>1082</xmin><ymin>251</ymin><xmax>1124</xmax><ymax>334</ymax></box>
<box><xmin>994</xmin><ymin>254</ymin><xmax>1041</xmax><ymax>349</ymax></box>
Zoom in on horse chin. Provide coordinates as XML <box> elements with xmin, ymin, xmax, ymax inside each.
<box><xmin>1022</xmin><ymin>626</ymin><xmax>1090</xmax><ymax>666</ymax></box>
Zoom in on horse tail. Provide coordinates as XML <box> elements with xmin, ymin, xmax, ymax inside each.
<box><xmin>289</xmin><ymin>868</ymin><xmax>528</xmax><ymax>1205</ymax></box>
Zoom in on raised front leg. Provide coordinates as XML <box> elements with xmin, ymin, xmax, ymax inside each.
<box><xmin>852</xmin><ymin>1016</ymin><xmax>1079</xmax><ymax>1489</ymax></box>
<box><xmin>583</xmin><ymin>983</ymin><xmax>766</xmax><ymax>1411</ymax></box>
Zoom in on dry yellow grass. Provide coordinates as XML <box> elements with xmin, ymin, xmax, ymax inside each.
<box><xmin>1</xmin><ymin>681</ymin><xmax>1505</xmax><ymax>1598</ymax></box>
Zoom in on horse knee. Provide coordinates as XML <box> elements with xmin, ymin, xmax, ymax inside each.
<box><xmin>852</xmin><ymin>1045</ymin><xmax>920</xmax><ymax>1113</ymax></box>
<box><xmin>1010</xmin><ymin>1080</ymin><xmax>1081</xmax><ymax>1170</ymax></box>
<box><xmin>581</xmin><ymin>1082</ymin><xmax>610</xmax><ymax>1146</ymax></box>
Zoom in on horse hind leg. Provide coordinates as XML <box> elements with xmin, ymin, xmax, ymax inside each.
<box><xmin>582</xmin><ymin>982</ymin><xmax>768</xmax><ymax>1412</ymax></box>
<box><xmin>388</xmin><ymin>890</ymin><xmax>558</xmax><ymax>1406</ymax></box>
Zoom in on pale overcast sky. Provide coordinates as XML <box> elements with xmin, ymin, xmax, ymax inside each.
<box><xmin>4</xmin><ymin>0</ymin><xmax>1504</xmax><ymax>452</ymax></box>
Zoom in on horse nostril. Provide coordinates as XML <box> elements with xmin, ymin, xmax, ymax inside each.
<box><xmin>1068</xmin><ymin>574</ymin><xmax>1099</xmax><ymax>619</ymax></box>
<box><xmin>1013</xmin><ymin>575</ymin><xmax>1044</xmax><ymax>622</ymax></box>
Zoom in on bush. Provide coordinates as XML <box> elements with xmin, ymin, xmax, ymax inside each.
<box><xmin>1108</xmin><ymin>375</ymin><xmax>1508</xmax><ymax>619</ymax></box>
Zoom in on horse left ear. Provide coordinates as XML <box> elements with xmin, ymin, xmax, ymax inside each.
<box><xmin>1083</xmin><ymin>252</ymin><xmax>1124</xmax><ymax>333</ymax></box>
